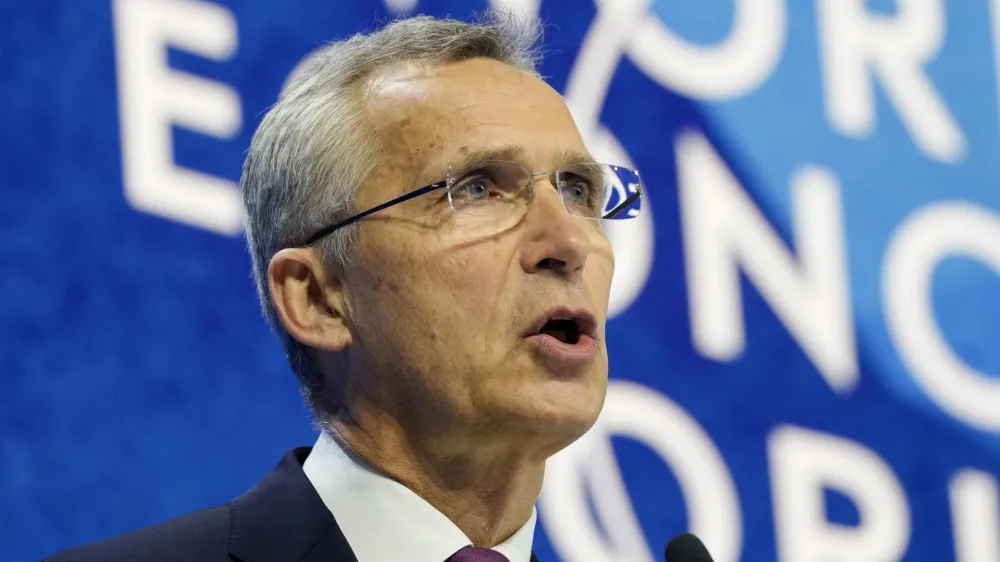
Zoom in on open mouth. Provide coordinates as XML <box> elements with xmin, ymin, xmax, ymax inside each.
<box><xmin>524</xmin><ymin>308</ymin><xmax>599</xmax><ymax>367</ymax></box>
<box><xmin>538</xmin><ymin>317</ymin><xmax>584</xmax><ymax>344</ymax></box>
<box><xmin>525</xmin><ymin>308</ymin><xmax>597</xmax><ymax>345</ymax></box>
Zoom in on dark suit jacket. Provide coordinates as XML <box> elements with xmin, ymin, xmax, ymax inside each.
<box><xmin>47</xmin><ymin>447</ymin><xmax>541</xmax><ymax>562</ymax></box>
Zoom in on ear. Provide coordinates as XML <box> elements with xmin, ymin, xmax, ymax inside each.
<box><xmin>268</xmin><ymin>247</ymin><xmax>353</xmax><ymax>352</ymax></box>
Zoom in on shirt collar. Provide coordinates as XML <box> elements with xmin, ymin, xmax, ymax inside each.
<box><xmin>303</xmin><ymin>431</ymin><xmax>537</xmax><ymax>562</ymax></box>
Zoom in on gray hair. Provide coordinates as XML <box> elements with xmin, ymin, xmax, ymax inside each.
<box><xmin>241</xmin><ymin>12</ymin><xmax>543</xmax><ymax>414</ymax></box>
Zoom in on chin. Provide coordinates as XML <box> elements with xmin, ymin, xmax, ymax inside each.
<box><xmin>501</xmin><ymin>375</ymin><xmax>607</xmax><ymax>452</ymax></box>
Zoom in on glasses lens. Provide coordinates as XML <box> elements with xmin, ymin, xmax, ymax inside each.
<box><xmin>447</xmin><ymin>161</ymin><xmax>532</xmax><ymax>231</ymax></box>
<box><xmin>557</xmin><ymin>163</ymin><xmax>642</xmax><ymax>220</ymax></box>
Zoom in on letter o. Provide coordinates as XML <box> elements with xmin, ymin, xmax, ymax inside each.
<box><xmin>883</xmin><ymin>202</ymin><xmax>1000</xmax><ymax>431</ymax></box>
<box><xmin>540</xmin><ymin>380</ymin><xmax>742</xmax><ymax>562</ymax></box>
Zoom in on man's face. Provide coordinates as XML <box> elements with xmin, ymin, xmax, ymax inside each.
<box><xmin>340</xmin><ymin>58</ymin><xmax>614</xmax><ymax>448</ymax></box>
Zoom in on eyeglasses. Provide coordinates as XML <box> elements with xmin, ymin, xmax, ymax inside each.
<box><xmin>302</xmin><ymin>160</ymin><xmax>642</xmax><ymax>246</ymax></box>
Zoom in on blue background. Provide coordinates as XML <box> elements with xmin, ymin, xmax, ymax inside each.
<box><xmin>3</xmin><ymin>1</ymin><xmax>999</xmax><ymax>560</ymax></box>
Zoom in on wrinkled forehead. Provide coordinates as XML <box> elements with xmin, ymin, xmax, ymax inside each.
<box><xmin>361</xmin><ymin>58</ymin><xmax>591</xmax><ymax>196</ymax></box>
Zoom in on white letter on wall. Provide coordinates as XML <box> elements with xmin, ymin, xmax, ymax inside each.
<box><xmin>950</xmin><ymin>469</ymin><xmax>1000</xmax><ymax>562</ymax></box>
<box><xmin>559</xmin><ymin>0</ymin><xmax>657</xmax><ymax>319</ymax></box>
<box><xmin>677</xmin><ymin>131</ymin><xmax>858</xmax><ymax>393</ymax></box>
<box><xmin>817</xmin><ymin>0</ymin><xmax>965</xmax><ymax>163</ymax></box>
<box><xmin>541</xmin><ymin>380</ymin><xmax>741</xmax><ymax>562</ymax></box>
<box><xmin>769</xmin><ymin>426</ymin><xmax>911</xmax><ymax>562</ymax></box>
<box><xmin>113</xmin><ymin>0</ymin><xmax>242</xmax><ymax>234</ymax></box>
<box><xmin>619</xmin><ymin>0</ymin><xmax>785</xmax><ymax>100</ymax></box>
<box><xmin>488</xmin><ymin>0</ymin><xmax>540</xmax><ymax>21</ymax></box>
<box><xmin>883</xmin><ymin>202</ymin><xmax>1000</xmax><ymax>431</ymax></box>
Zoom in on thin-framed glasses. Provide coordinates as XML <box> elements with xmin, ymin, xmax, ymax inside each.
<box><xmin>302</xmin><ymin>160</ymin><xmax>642</xmax><ymax>246</ymax></box>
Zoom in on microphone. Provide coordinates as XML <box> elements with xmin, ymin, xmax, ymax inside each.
<box><xmin>664</xmin><ymin>533</ymin><xmax>715</xmax><ymax>562</ymax></box>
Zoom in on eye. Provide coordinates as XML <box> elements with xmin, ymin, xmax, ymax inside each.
<box><xmin>560</xmin><ymin>176</ymin><xmax>597</xmax><ymax>206</ymax></box>
<box><xmin>450</xmin><ymin>168</ymin><xmax>504</xmax><ymax>204</ymax></box>
<box><xmin>447</xmin><ymin>162</ymin><xmax>531</xmax><ymax>211</ymax></box>
<box><xmin>454</xmin><ymin>177</ymin><xmax>491</xmax><ymax>201</ymax></box>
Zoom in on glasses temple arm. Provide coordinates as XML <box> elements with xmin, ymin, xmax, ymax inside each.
<box><xmin>601</xmin><ymin>187</ymin><xmax>642</xmax><ymax>220</ymax></box>
<box><xmin>304</xmin><ymin>181</ymin><xmax>448</xmax><ymax>246</ymax></box>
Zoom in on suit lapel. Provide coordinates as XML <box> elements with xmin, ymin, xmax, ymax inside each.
<box><xmin>228</xmin><ymin>447</ymin><xmax>541</xmax><ymax>562</ymax></box>
<box><xmin>228</xmin><ymin>448</ymin><xmax>357</xmax><ymax>562</ymax></box>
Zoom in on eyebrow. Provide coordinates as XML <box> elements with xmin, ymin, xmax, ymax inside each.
<box><xmin>447</xmin><ymin>144</ymin><xmax>597</xmax><ymax>176</ymax></box>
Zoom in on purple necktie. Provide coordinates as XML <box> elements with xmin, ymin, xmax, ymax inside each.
<box><xmin>446</xmin><ymin>546</ymin><xmax>511</xmax><ymax>562</ymax></box>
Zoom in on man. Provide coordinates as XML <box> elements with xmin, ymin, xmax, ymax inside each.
<box><xmin>49</xmin><ymin>11</ymin><xmax>642</xmax><ymax>562</ymax></box>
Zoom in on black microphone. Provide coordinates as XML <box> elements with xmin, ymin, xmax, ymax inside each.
<box><xmin>664</xmin><ymin>533</ymin><xmax>715</xmax><ymax>562</ymax></box>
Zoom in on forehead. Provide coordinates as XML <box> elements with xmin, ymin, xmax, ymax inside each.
<box><xmin>361</xmin><ymin>58</ymin><xmax>588</xmax><ymax>191</ymax></box>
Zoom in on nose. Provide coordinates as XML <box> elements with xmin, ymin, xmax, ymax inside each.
<box><xmin>518</xmin><ymin>179</ymin><xmax>592</xmax><ymax>278</ymax></box>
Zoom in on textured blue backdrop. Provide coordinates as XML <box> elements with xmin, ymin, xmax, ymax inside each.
<box><xmin>3</xmin><ymin>1</ymin><xmax>1000</xmax><ymax>561</ymax></box>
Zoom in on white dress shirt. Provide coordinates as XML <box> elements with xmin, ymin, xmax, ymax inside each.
<box><xmin>303</xmin><ymin>431</ymin><xmax>537</xmax><ymax>562</ymax></box>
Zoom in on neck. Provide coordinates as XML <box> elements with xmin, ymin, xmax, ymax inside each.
<box><xmin>326</xmin><ymin>403</ymin><xmax>544</xmax><ymax>547</ymax></box>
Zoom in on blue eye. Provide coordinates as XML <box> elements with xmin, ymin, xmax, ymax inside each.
<box><xmin>451</xmin><ymin>176</ymin><xmax>496</xmax><ymax>202</ymax></box>
<box><xmin>461</xmin><ymin>180</ymin><xmax>489</xmax><ymax>200</ymax></box>
<box><xmin>563</xmin><ymin>181</ymin><xmax>590</xmax><ymax>204</ymax></box>
<box><xmin>447</xmin><ymin>162</ymin><xmax>531</xmax><ymax>211</ymax></box>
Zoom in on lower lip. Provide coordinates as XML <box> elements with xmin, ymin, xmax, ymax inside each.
<box><xmin>524</xmin><ymin>333</ymin><xmax>599</xmax><ymax>367</ymax></box>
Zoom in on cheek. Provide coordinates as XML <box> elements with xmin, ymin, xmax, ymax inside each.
<box><xmin>591</xmin><ymin>265</ymin><xmax>614</xmax><ymax>306</ymax></box>
<box><xmin>357</xmin><ymin>233</ymin><xmax>514</xmax><ymax>343</ymax></box>
<box><xmin>427</xmin><ymin>242</ymin><xmax>521</xmax><ymax>365</ymax></box>
<box><xmin>445</xmin><ymin>241</ymin><xmax>507</xmax><ymax>285</ymax></box>
<box><xmin>588</xmin><ymin>240</ymin><xmax>616</xmax><ymax>303</ymax></box>
<box><xmin>348</xmin><ymin>237</ymin><xmax>434</xmax><ymax>340</ymax></box>
<box><xmin>430</xmin><ymin>243</ymin><xmax>514</xmax><ymax>325</ymax></box>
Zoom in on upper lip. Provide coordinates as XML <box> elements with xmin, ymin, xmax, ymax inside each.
<box><xmin>523</xmin><ymin>306</ymin><xmax>598</xmax><ymax>339</ymax></box>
